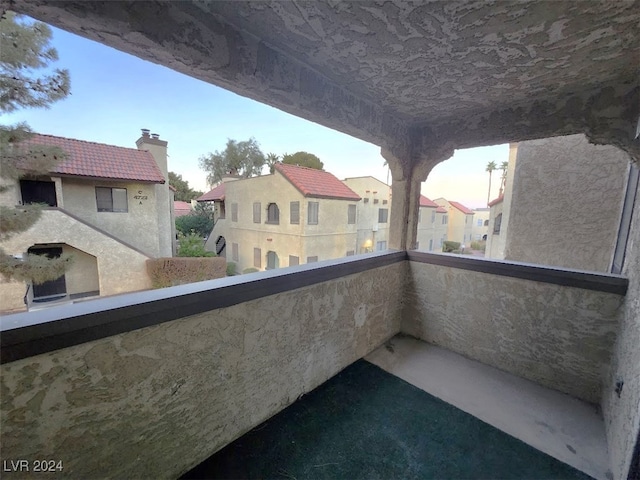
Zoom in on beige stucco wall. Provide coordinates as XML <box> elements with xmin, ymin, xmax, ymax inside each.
<box><xmin>486</xmin><ymin>199</ymin><xmax>505</xmax><ymax>258</ymax></box>
<box><xmin>416</xmin><ymin>206</ymin><xmax>439</xmax><ymax>251</ymax></box>
<box><xmin>0</xmin><ymin>209</ymin><xmax>151</xmax><ymax>310</ymax></box>
<box><xmin>602</xmin><ymin>179</ymin><xmax>640</xmax><ymax>480</ymax></box>
<box><xmin>0</xmin><ymin>262</ymin><xmax>404</xmax><ymax>479</ymax></box>
<box><xmin>342</xmin><ymin>177</ymin><xmax>391</xmax><ymax>254</ymax></box>
<box><xmin>61</xmin><ymin>178</ymin><xmax>165</xmax><ymax>257</ymax></box>
<box><xmin>470</xmin><ymin>208</ymin><xmax>490</xmax><ymax>242</ymax></box>
<box><xmin>60</xmin><ymin>245</ymin><xmax>99</xmax><ymax>296</ymax></box>
<box><xmin>434</xmin><ymin>199</ymin><xmax>473</xmax><ymax>245</ymax></box>
<box><xmin>402</xmin><ymin>261</ymin><xmax>623</xmax><ymax>404</ymax></box>
<box><xmin>504</xmin><ymin>135</ymin><xmax>629</xmax><ymax>271</ymax></box>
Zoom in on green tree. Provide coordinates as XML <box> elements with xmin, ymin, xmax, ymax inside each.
<box><xmin>281</xmin><ymin>151</ymin><xmax>324</xmax><ymax>170</ymax></box>
<box><xmin>175</xmin><ymin>214</ymin><xmax>214</xmax><ymax>238</ymax></box>
<box><xmin>168</xmin><ymin>171</ymin><xmax>202</xmax><ymax>201</ymax></box>
<box><xmin>176</xmin><ymin>233</ymin><xmax>215</xmax><ymax>257</ymax></box>
<box><xmin>265</xmin><ymin>152</ymin><xmax>279</xmax><ymax>174</ymax></box>
<box><xmin>499</xmin><ymin>160</ymin><xmax>509</xmax><ymax>194</ymax></box>
<box><xmin>485</xmin><ymin>160</ymin><xmax>497</xmax><ymax>206</ymax></box>
<box><xmin>199</xmin><ymin>138</ymin><xmax>265</xmax><ymax>187</ymax></box>
<box><xmin>0</xmin><ymin>11</ymin><xmax>72</xmax><ymax>284</ymax></box>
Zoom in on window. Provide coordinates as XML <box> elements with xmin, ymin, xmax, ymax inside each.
<box><xmin>28</xmin><ymin>247</ymin><xmax>66</xmax><ymax>299</ymax></box>
<box><xmin>442</xmin><ymin>215</ymin><xmax>448</xmax><ymax>225</ymax></box>
<box><xmin>308</xmin><ymin>202</ymin><xmax>319</xmax><ymax>225</ymax></box>
<box><xmin>290</xmin><ymin>201</ymin><xmax>300</xmax><ymax>224</ymax></box>
<box><xmin>477</xmin><ymin>219</ymin><xmax>483</xmax><ymax>227</ymax></box>
<box><xmin>289</xmin><ymin>255</ymin><xmax>299</xmax><ymax>266</ymax></box>
<box><xmin>348</xmin><ymin>204</ymin><xmax>356</xmax><ymax>224</ymax></box>
<box><xmin>346</xmin><ymin>250</ymin><xmax>355</xmax><ymax>256</ymax></box>
<box><xmin>378</xmin><ymin>208</ymin><xmax>388</xmax><ymax>223</ymax></box>
<box><xmin>475</xmin><ymin>234</ymin><xmax>481</xmax><ymax>240</ymax></box>
<box><xmin>429</xmin><ymin>239</ymin><xmax>433</xmax><ymax>251</ymax></box>
<box><xmin>373</xmin><ymin>199</ymin><xmax>379</xmax><ymax>204</ymax></box>
<box><xmin>382</xmin><ymin>199</ymin><xmax>388</xmax><ymax>205</ymax></box>
<box><xmin>376</xmin><ymin>241</ymin><xmax>387</xmax><ymax>251</ymax></box>
<box><xmin>267</xmin><ymin>203</ymin><xmax>280</xmax><ymax>224</ymax></box>
<box><xmin>364</xmin><ymin>198</ymin><xmax>369</xmax><ymax>204</ymax></box>
<box><xmin>96</xmin><ymin>187</ymin><xmax>127</xmax><ymax>212</ymax></box>
<box><xmin>20</xmin><ymin>180</ymin><xmax>57</xmax><ymax>206</ymax></box>
<box><xmin>431</xmin><ymin>211</ymin><xmax>436</xmax><ymax>223</ymax></box>
<box><xmin>307</xmin><ymin>256</ymin><xmax>318</xmax><ymax>263</ymax></box>
<box><xmin>266</xmin><ymin>251</ymin><xmax>278</xmax><ymax>270</ymax></box>
<box><xmin>253</xmin><ymin>202</ymin><xmax>261</xmax><ymax>223</ymax></box>
<box><xmin>493</xmin><ymin>213</ymin><xmax>502</xmax><ymax>234</ymax></box>
<box><xmin>484</xmin><ymin>219</ymin><xmax>489</xmax><ymax>226</ymax></box>
<box><xmin>231</xmin><ymin>203</ymin><xmax>238</xmax><ymax>222</ymax></box>
<box><xmin>232</xmin><ymin>243</ymin><xmax>239</xmax><ymax>262</ymax></box>
<box><xmin>465</xmin><ymin>216</ymin><xmax>469</xmax><ymax>224</ymax></box>
<box><xmin>253</xmin><ymin>247</ymin><xmax>261</xmax><ymax>268</ymax></box>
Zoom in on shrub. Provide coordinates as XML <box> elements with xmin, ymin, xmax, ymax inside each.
<box><xmin>146</xmin><ymin>257</ymin><xmax>227</xmax><ymax>288</ymax></box>
<box><xmin>177</xmin><ymin>233</ymin><xmax>215</xmax><ymax>257</ymax></box>
<box><xmin>226</xmin><ymin>262</ymin><xmax>236</xmax><ymax>276</ymax></box>
<box><xmin>442</xmin><ymin>241</ymin><xmax>460</xmax><ymax>253</ymax></box>
<box><xmin>242</xmin><ymin>267</ymin><xmax>259</xmax><ymax>274</ymax></box>
<box><xmin>470</xmin><ymin>240</ymin><xmax>486</xmax><ymax>252</ymax></box>
<box><xmin>175</xmin><ymin>214</ymin><xmax>214</xmax><ymax>238</ymax></box>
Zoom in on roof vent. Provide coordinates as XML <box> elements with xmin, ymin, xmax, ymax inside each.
<box><xmin>151</xmin><ymin>133</ymin><xmax>160</xmax><ymax>139</ymax></box>
<box><xmin>141</xmin><ymin>128</ymin><xmax>150</xmax><ymax>137</ymax></box>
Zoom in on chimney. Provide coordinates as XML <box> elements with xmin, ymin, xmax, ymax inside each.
<box><xmin>141</xmin><ymin>128</ymin><xmax>150</xmax><ymax>138</ymax></box>
<box><xmin>151</xmin><ymin>133</ymin><xmax>160</xmax><ymax>139</ymax></box>
<box><xmin>136</xmin><ymin>129</ymin><xmax>168</xmax><ymax>178</ymax></box>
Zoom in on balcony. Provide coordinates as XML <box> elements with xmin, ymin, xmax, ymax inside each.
<box><xmin>0</xmin><ymin>251</ymin><xmax>632</xmax><ymax>479</ymax></box>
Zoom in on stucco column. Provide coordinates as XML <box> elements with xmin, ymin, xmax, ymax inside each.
<box><xmin>382</xmin><ymin>148</ymin><xmax>444</xmax><ymax>251</ymax></box>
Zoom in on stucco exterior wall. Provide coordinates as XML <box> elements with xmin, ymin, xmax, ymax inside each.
<box><xmin>433</xmin><ymin>199</ymin><xmax>473</xmax><ymax>245</ymax></box>
<box><xmin>342</xmin><ymin>177</ymin><xmax>391</xmax><ymax>253</ymax></box>
<box><xmin>59</xmin><ymin>245</ymin><xmax>99</xmax><ymax>296</ymax></box>
<box><xmin>504</xmin><ymin>135</ymin><xmax>629</xmax><ymax>272</ymax></box>
<box><xmin>402</xmin><ymin>261</ymin><xmax>623</xmax><ymax>404</ymax></box>
<box><xmin>470</xmin><ymin>208</ymin><xmax>490</xmax><ymax>242</ymax></box>
<box><xmin>0</xmin><ymin>209</ymin><xmax>151</xmax><ymax>310</ymax></box>
<box><xmin>486</xmin><ymin>199</ymin><xmax>505</xmax><ymax>258</ymax></box>
<box><xmin>602</xmin><ymin>181</ymin><xmax>640</xmax><ymax>480</ymax></box>
<box><xmin>61</xmin><ymin>178</ymin><xmax>164</xmax><ymax>257</ymax></box>
<box><xmin>0</xmin><ymin>262</ymin><xmax>404</xmax><ymax>479</ymax></box>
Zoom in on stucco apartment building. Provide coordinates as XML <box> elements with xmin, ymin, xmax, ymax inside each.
<box><xmin>416</xmin><ymin>195</ymin><xmax>448</xmax><ymax>251</ymax></box>
<box><xmin>471</xmin><ymin>208</ymin><xmax>491</xmax><ymax>242</ymax></box>
<box><xmin>203</xmin><ymin>163</ymin><xmax>362</xmax><ymax>272</ymax></box>
<box><xmin>486</xmin><ymin>135</ymin><xmax>634</xmax><ymax>273</ymax></box>
<box><xmin>0</xmin><ymin>130</ymin><xmax>173</xmax><ymax>312</ymax></box>
<box><xmin>433</xmin><ymin>198</ymin><xmax>475</xmax><ymax>246</ymax></box>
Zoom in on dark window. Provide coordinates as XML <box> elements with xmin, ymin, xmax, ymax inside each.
<box><xmin>442</xmin><ymin>215</ymin><xmax>448</xmax><ymax>225</ymax></box>
<box><xmin>431</xmin><ymin>211</ymin><xmax>436</xmax><ymax>223</ymax></box>
<box><xmin>484</xmin><ymin>219</ymin><xmax>489</xmax><ymax>226</ymax></box>
<box><xmin>289</xmin><ymin>255</ymin><xmax>299</xmax><ymax>266</ymax></box>
<box><xmin>307</xmin><ymin>256</ymin><xmax>318</xmax><ymax>263</ymax></box>
<box><xmin>348</xmin><ymin>204</ymin><xmax>356</xmax><ymax>224</ymax></box>
<box><xmin>267</xmin><ymin>203</ymin><xmax>280</xmax><ymax>224</ymax></box>
<box><xmin>96</xmin><ymin>187</ymin><xmax>127</xmax><ymax>212</ymax></box>
<box><xmin>231</xmin><ymin>203</ymin><xmax>238</xmax><ymax>222</ymax></box>
<box><xmin>290</xmin><ymin>201</ymin><xmax>300</xmax><ymax>224</ymax></box>
<box><xmin>493</xmin><ymin>213</ymin><xmax>503</xmax><ymax>233</ymax></box>
<box><xmin>429</xmin><ymin>239</ymin><xmax>433</xmax><ymax>251</ymax></box>
<box><xmin>373</xmin><ymin>199</ymin><xmax>379</xmax><ymax>204</ymax></box>
<box><xmin>20</xmin><ymin>180</ymin><xmax>57</xmax><ymax>206</ymax></box>
<box><xmin>364</xmin><ymin>198</ymin><xmax>369</xmax><ymax>204</ymax></box>
<box><xmin>253</xmin><ymin>202</ymin><xmax>261</xmax><ymax>223</ymax></box>
<box><xmin>28</xmin><ymin>247</ymin><xmax>66</xmax><ymax>300</ymax></box>
<box><xmin>378</xmin><ymin>208</ymin><xmax>388</xmax><ymax>223</ymax></box>
<box><xmin>253</xmin><ymin>247</ymin><xmax>261</xmax><ymax>268</ymax></box>
<box><xmin>266</xmin><ymin>251</ymin><xmax>278</xmax><ymax>270</ymax></box>
<box><xmin>346</xmin><ymin>250</ymin><xmax>355</xmax><ymax>256</ymax></box>
<box><xmin>232</xmin><ymin>243</ymin><xmax>239</xmax><ymax>262</ymax></box>
<box><xmin>308</xmin><ymin>202</ymin><xmax>319</xmax><ymax>225</ymax></box>
<box><xmin>382</xmin><ymin>199</ymin><xmax>388</xmax><ymax>205</ymax></box>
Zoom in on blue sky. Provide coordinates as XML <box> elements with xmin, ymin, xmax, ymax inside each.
<box><xmin>5</xmin><ymin>19</ymin><xmax>509</xmax><ymax>209</ymax></box>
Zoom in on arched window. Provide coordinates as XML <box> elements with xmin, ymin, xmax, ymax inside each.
<box><xmin>266</xmin><ymin>203</ymin><xmax>279</xmax><ymax>224</ymax></box>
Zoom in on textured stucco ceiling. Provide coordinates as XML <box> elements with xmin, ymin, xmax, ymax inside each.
<box><xmin>4</xmin><ymin>0</ymin><xmax>640</xmax><ymax>163</ymax></box>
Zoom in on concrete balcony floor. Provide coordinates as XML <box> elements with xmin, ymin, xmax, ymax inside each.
<box><xmin>183</xmin><ymin>335</ymin><xmax>607</xmax><ymax>480</ymax></box>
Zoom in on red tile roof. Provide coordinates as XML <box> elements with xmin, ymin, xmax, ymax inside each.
<box><xmin>19</xmin><ymin>134</ymin><xmax>166</xmax><ymax>183</ymax></box>
<box><xmin>197</xmin><ymin>183</ymin><xmax>226</xmax><ymax>202</ymax></box>
<box><xmin>275</xmin><ymin>163</ymin><xmax>361</xmax><ymax>201</ymax></box>
<box><xmin>488</xmin><ymin>195</ymin><xmax>504</xmax><ymax>207</ymax></box>
<box><xmin>436</xmin><ymin>206</ymin><xmax>447</xmax><ymax>213</ymax></box>
<box><xmin>449</xmin><ymin>201</ymin><xmax>474</xmax><ymax>215</ymax></box>
<box><xmin>419</xmin><ymin>195</ymin><xmax>438</xmax><ymax>208</ymax></box>
<box><xmin>174</xmin><ymin>201</ymin><xmax>192</xmax><ymax>217</ymax></box>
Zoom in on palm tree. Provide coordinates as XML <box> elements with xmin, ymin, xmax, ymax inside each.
<box><xmin>486</xmin><ymin>161</ymin><xmax>497</xmax><ymax>206</ymax></box>
<box><xmin>265</xmin><ymin>153</ymin><xmax>280</xmax><ymax>174</ymax></box>
<box><xmin>499</xmin><ymin>161</ymin><xmax>509</xmax><ymax>195</ymax></box>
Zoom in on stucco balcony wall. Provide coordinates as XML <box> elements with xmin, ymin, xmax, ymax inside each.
<box><xmin>0</xmin><ymin>255</ymin><xmax>404</xmax><ymax>479</ymax></box>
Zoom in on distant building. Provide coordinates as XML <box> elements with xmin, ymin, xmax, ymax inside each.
<box><xmin>174</xmin><ymin>201</ymin><xmax>193</xmax><ymax>218</ymax></box>
<box><xmin>416</xmin><ymin>195</ymin><xmax>448</xmax><ymax>251</ymax></box>
<box><xmin>433</xmin><ymin>198</ymin><xmax>474</xmax><ymax>245</ymax></box>
<box><xmin>203</xmin><ymin>163</ymin><xmax>361</xmax><ymax>272</ymax></box>
<box><xmin>0</xmin><ymin>130</ymin><xmax>174</xmax><ymax>312</ymax></box>
<box><xmin>486</xmin><ymin>135</ymin><xmax>632</xmax><ymax>272</ymax></box>
<box><xmin>471</xmin><ymin>208</ymin><xmax>491</xmax><ymax>242</ymax></box>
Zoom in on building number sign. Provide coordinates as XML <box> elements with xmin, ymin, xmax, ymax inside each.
<box><xmin>134</xmin><ymin>190</ymin><xmax>148</xmax><ymax>205</ymax></box>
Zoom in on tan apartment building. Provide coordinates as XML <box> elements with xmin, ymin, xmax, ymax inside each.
<box><xmin>486</xmin><ymin>135</ymin><xmax>633</xmax><ymax>272</ymax></box>
<box><xmin>0</xmin><ymin>130</ymin><xmax>173</xmax><ymax>312</ymax></box>
<box><xmin>471</xmin><ymin>208</ymin><xmax>491</xmax><ymax>242</ymax></box>
<box><xmin>416</xmin><ymin>195</ymin><xmax>448</xmax><ymax>252</ymax></box>
<box><xmin>341</xmin><ymin>176</ymin><xmax>391</xmax><ymax>253</ymax></box>
<box><xmin>203</xmin><ymin>163</ymin><xmax>361</xmax><ymax>272</ymax></box>
<box><xmin>433</xmin><ymin>198</ymin><xmax>474</xmax><ymax>246</ymax></box>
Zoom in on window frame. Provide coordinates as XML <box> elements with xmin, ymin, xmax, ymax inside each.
<box><xmin>378</xmin><ymin>208</ymin><xmax>388</xmax><ymax>223</ymax></box>
<box><xmin>266</xmin><ymin>203</ymin><xmax>280</xmax><ymax>224</ymax></box>
<box><xmin>253</xmin><ymin>247</ymin><xmax>261</xmax><ymax>268</ymax></box>
<box><xmin>347</xmin><ymin>204</ymin><xmax>356</xmax><ymax>224</ymax></box>
<box><xmin>231</xmin><ymin>203</ymin><xmax>238</xmax><ymax>222</ymax></box>
<box><xmin>308</xmin><ymin>201</ymin><xmax>319</xmax><ymax>225</ymax></box>
<box><xmin>96</xmin><ymin>186</ymin><xmax>128</xmax><ymax>213</ymax></box>
<box><xmin>290</xmin><ymin>201</ymin><xmax>300</xmax><ymax>224</ymax></box>
<box><xmin>253</xmin><ymin>202</ymin><xmax>261</xmax><ymax>223</ymax></box>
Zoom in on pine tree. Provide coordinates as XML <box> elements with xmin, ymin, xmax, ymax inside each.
<box><xmin>0</xmin><ymin>11</ymin><xmax>72</xmax><ymax>283</ymax></box>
